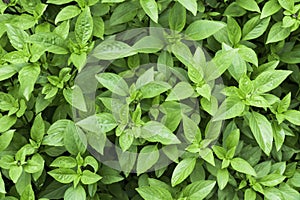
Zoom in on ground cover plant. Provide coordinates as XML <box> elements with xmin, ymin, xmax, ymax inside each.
<box><xmin>0</xmin><ymin>0</ymin><xmax>300</xmax><ymax>199</ymax></box>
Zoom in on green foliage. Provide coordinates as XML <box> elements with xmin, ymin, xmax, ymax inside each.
<box><xmin>0</xmin><ymin>0</ymin><xmax>300</xmax><ymax>199</ymax></box>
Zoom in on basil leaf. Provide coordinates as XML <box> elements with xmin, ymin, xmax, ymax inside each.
<box><xmin>185</xmin><ymin>20</ymin><xmax>226</xmax><ymax>40</ymax></box>
<box><xmin>247</xmin><ymin>111</ymin><xmax>273</xmax><ymax>156</ymax></box>
<box><xmin>171</xmin><ymin>158</ymin><xmax>196</xmax><ymax>187</ymax></box>
<box><xmin>230</xmin><ymin>157</ymin><xmax>257</xmax><ymax>176</ymax></box>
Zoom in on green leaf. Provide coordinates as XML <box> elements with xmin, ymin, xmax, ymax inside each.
<box><xmin>272</xmin><ymin>122</ymin><xmax>285</xmax><ymax>151</ymax></box>
<box><xmin>140</xmin><ymin>0</ymin><xmax>158</xmax><ymax>23</ymax></box>
<box><xmin>20</xmin><ymin>184</ymin><xmax>34</xmax><ymax>200</ymax></box>
<box><xmin>258</xmin><ymin>174</ymin><xmax>285</xmax><ymax>187</ymax></box>
<box><xmin>166</xmin><ymin>82</ymin><xmax>194</xmax><ymax>101</ymax></box>
<box><xmin>245</xmin><ymin>188</ymin><xmax>256</xmax><ymax>200</ymax></box>
<box><xmin>279</xmin><ymin>183</ymin><xmax>300</xmax><ymax>200</ymax></box>
<box><xmin>227</xmin><ymin>16</ymin><xmax>241</xmax><ymax>45</ymax></box>
<box><xmin>213</xmin><ymin>97</ymin><xmax>245</xmax><ymax>121</ymax></box>
<box><xmin>217</xmin><ymin>169</ymin><xmax>229</xmax><ymax>190</ymax></box>
<box><xmin>132</xmin><ymin>36</ymin><xmax>164</xmax><ymax>53</ymax></box>
<box><xmin>136</xmin><ymin>186</ymin><xmax>173</xmax><ymax>200</ymax></box>
<box><xmin>0</xmin><ymin>65</ymin><xmax>18</xmax><ymax>81</ymax></box>
<box><xmin>141</xmin><ymin>121</ymin><xmax>180</xmax><ymax>145</ymax></box>
<box><xmin>238</xmin><ymin>46</ymin><xmax>258</xmax><ymax>66</ymax></box>
<box><xmin>137</xmin><ymin>145</ymin><xmax>159</xmax><ymax>175</ymax></box>
<box><xmin>63</xmin><ymin>85</ymin><xmax>87</xmax><ymax>112</ymax></box>
<box><xmin>50</xmin><ymin>156</ymin><xmax>77</xmax><ymax>168</ymax></box>
<box><xmin>182</xmin><ymin>114</ymin><xmax>201</xmax><ymax>143</ymax></box>
<box><xmin>171</xmin><ymin>42</ymin><xmax>194</xmax><ymax>69</ymax></box>
<box><xmin>77</xmin><ymin>113</ymin><xmax>117</xmax><ymax>133</ymax></box>
<box><xmin>230</xmin><ymin>157</ymin><xmax>257</xmax><ymax>176</ymax></box>
<box><xmin>18</xmin><ymin>64</ymin><xmax>40</xmax><ymax>101</ymax></box>
<box><xmin>177</xmin><ymin>0</ymin><xmax>197</xmax><ymax>16</ymax></box>
<box><xmin>0</xmin><ymin>173</ymin><xmax>6</xmax><ymax>194</ymax></box>
<box><xmin>64</xmin><ymin>185</ymin><xmax>86</xmax><ymax>200</ymax></box>
<box><xmin>169</xmin><ymin>3</ymin><xmax>186</xmax><ymax>32</ymax></box>
<box><xmin>42</xmin><ymin>119</ymin><xmax>70</xmax><ymax>146</ymax></box>
<box><xmin>264</xmin><ymin>188</ymin><xmax>283</xmax><ymax>200</ymax></box>
<box><xmin>23</xmin><ymin>153</ymin><xmax>44</xmax><ymax>174</ymax></box>
<box><xmin>48</xmin><ymin>168</ymin><xmax>76</xmax><ymax>184</ymax></box>
<box><xmin>224</xmin><ymin>129</ymin><xmax>240</xmax><ymax>150</ymax></box>
<box><xmin>55</xmin><ymin>5</ymin><xmax>81</xmax><ymax>24</ymax></box>
<box><xmin>266</xmin><ymin>22</ymin><xmax>291</xmax><ymax>44</ymax></box>
<box><xmin>84</xmin><ymin>156</ymin><xmax>99</xmax><ymax>172</ymax></box>
<box><xmin>277</xmin><ymin>93</ymin><xmax>291</xmax><ymax>113</ymax></box>
<box><xmin>253</xmin><ymin>70</ymin><xmax>292</xmax><ymax>93</ymax></box>
<box><xmin>283</xmin><ymin>110</ymin><xmax>300</xmax><ymax>125</ymax></box>
<box><xmin>181</xmin><ymin>180</ymin><xmax>216</xmax><ymax>200</ymax></box>
<box><xmin>185</xmin><ymin>20</ymin><xmax>226</xmax><ymax>40</ymax></box>
<box><xmin>102</xmin><ymin>0</ymin><xmax>125</xmax><ymax>2</ymax></box>
<box><xmin>93</xmin><ymin>40</ymin><xmax>136</xmax><ymax>60</ymax></box>
<box><xmin>0</xmin><ymin>115</ymin><xmax>17</xmax><ymax>133</ymax></box>
<box><xmin>261</xmin><ymin>0</ymin><xmax>281</xmax><ymax>19</ymax></box>
<box><xmin>28</xmin><ymin>32</ymin><xmax>68</xmax><ymax>54</ymax></box>
<box><xmin>30</xmin><ymin>113</ymin><xmax>45</xmax><ymax>143</ymax></box>
<box><xmin>47</xmin><ymin>0</ymin><xmax>74</xmax><ymax>5</ymax></box>
<box><xmin>80</xmin><ymin>170</ymin><xmax>102</xmax><ymax>185</ymax></box>
<box><xmin>236</xmin><ymin>0</ymin><xmax>260</xmax><ymax>12</ymax></box>
<box><xmin>96</xmin><ymin>73</ymin><xmax>129</xmax><ymax>96</ymax></box>
<box><xmin>0</xmin><ymin>130</ymin><xmax>15</xmax><ymax>152</ymax></box>
<box><xmin>93</xmin><ymin>16</ymin><xmax>104</xmax><ymax>39</ymax></box>
<box><xmin>0</xmin><ymin>92</ymin><xmax>17</xmax><ymax>113</ymax></box>
<box><xmin>110</xmin><ymin>2</ymin><xmax>138</xmax><ymax>26</ymax></box>
<box><xmin>247</xmin><ymin>112</ymin><xmax>273</xmax><ymax>156</ymax></box>
<box><xmin>278</xmin><ymin>0</ymin><xmax>294</xmax><ymax>11</ymax></box>
<box><xmin>242</xmin><ymin>16</ymin><xmax>270</xmax><ymax>40</ymax></box>
<box><xmin>135</xmin><ymin>67</ymin><xmax>154</xmax><ymax>89</ymax></box>
<box><xmin>75</xmin><ymin>6</ymin><xmax>93</xmax><ymax>44</ymax></box>
<box><xmin>199</xmin><ymin>148</ymin><xmax>215</xmax><ymax>166</ymax></box>
<box><xmin>6</xmin><ymin>24</ymin><xmax>28</xmax><ymax>51</ymax></box>
<box><xmin>171</xmin><ymin>158</ymin><xmax>196</xmax><ymax>187</ymax></box>
<box><xmin>205</xmin><ymin>49</ymin><xmax>237</xmax><ymax>81</ymax></box>
<box><xmin>87</xmin><ymin>131</ymin><xmax>106</xmax><ymax>155</ymax></box>
<box><xmin>9</xmin><ymin>166</ymin><xmax>23</xmax><ymax>183</ymax></box>
<box><xmin>70</xmin><ymin>52</ymin><xmax>87</xmax><ymax>71</ymax></box>
<box><xmin>64</xmin><ymin>122</ymin><xmax>87</xmax><ymax>155</ymax></box>
<box><xmin>119</xmin><ymin>129</ymin><xmax>134</xmax><ymax>151</ymax></box>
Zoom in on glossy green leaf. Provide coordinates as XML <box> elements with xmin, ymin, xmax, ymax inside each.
<box><xmin>75</xmin><ymin>6</ymin><xmax>93</xmax><ymax>44</ymax></box>
<box><xmin>230</xmin><ymin>157</ymin><xmax>257</xmax><ymax>176</ymax></box>
<box><xmin>253</xmin><ymin>70</ymin><xmax>292</xmax><ymax>93</ymax></box>
<box><xmin>236</xmin><ymin>0</ymin><xmax>260</xmax><ymax>12</ymax></box>
<box><xmin>137</xmin><ymin>145</ymin><xmax>159</xmax><ymax>175</ymax></box>
<box><xmin>177</xmin><ymin>0</ymin><xmax>197</xmax><ymax>16</ymax></box>
<box><xmin>64</xmin><ymin>185</ymin><xmax>86</xmax><ymax>200</ymax></box>
<box><xmin>185</xmin><ymin>20</ymin><xmax>226</xmax><ymax>40</ymax></box>
<box><xmin>55</xmin><ymin>5</ymin><xmax>81</xmax><ymax>24</ymax></box>
<box><xmin>140</xmin><ymin>0</ymin><xmax>158</xmax><ymax>23</ymax></box>
<box><xmin>181</xmin><ymin>180</ymin><xmax>216</xmax><ymax>200</ymax></box>
<box><xmin>95</xmin><ymin>73</ymin><xmax>129</xmax><ymax>96</ymax></box>
<box><xmin>266</xmin><ymin>22</ymin><xmax>291</xmax><ymax>44</ymax></box>
<box><xmin>166</xmin><ymin>82</ymin><xmax>194</xmax><ymax>101</ymax></box>
<box><xmin>171</xmin><ymin>158</ymin><xmax>196</xmax><ymax>187</ymax></box>
<box><xmin>136</xmin><ymin>186</ymin><xmax>173</xmax><ymax>200</ymax></box>
<box><xmin>247</xmin><ymin>112</ymin><xmax>273</xmax><ymax>156</ymax></box>
<box><xmin>283</xmin><ymin>110</ymin><xmax>300</xmax><ymax>125</ymax></box>
<box><xmin>169</xmin><ymin>3</ymin><xmax>186</xmax><ymax>32</ymax></box>
<box><xmin>141</xmin><ymin>121</ymin><xmax>180</xmax><ymax>145</ymax></box>
<box><xmin>80</xmin><ymin>170</ymin><xmax>102</xmax><ymax>185</ymax></box>
<box><xmin>48</xmin><ymin>168</ymin><xmax>77</xmax><ymax>184</ymax></box>
<box><xmin>18</xmin><ymin>64</ymin><xmax>40</xmax><ymax>101</ymax></box>
<box><xmin>242</xmin><ymin>16</ymin><xmax>270</xmax><ymax>40</ymax></box>
<box><xmin>261</xmin><ymin>0</ymin><xmax>281</xmax><ymax>19</ymax></box>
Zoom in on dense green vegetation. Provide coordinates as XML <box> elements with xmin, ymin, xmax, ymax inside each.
<box><xmin>0</xmin><ymin>0</ymin><xmax>300</xmax><ymax>199</ymax></box>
